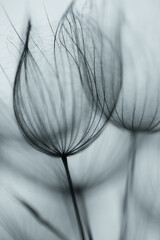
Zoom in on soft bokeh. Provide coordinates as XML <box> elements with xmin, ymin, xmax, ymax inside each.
<box><xmin>1</xmin><ymin>0</ymin><xmax>160</xmax><ymax>239</ymax></box>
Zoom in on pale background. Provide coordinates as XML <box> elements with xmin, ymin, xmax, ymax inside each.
<box><xmin>0</xmin><ymin>0</ymin><xmax>160</xmax><ymax>239</ymax></box>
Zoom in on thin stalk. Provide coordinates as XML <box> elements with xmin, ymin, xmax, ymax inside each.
<box><xmin>80</xmin><ymin>193</ymin><xmax>94</xmax><ymax>240</ymax></box>
<box><xmin>62</xmin><ymin>155</ymin><xmax>85</xmax><ymax>240</ymax></box>
<box><xmin>119</xmin><ymin>132</ymin><xmax>136</xmax><ymax>240</ymax></box>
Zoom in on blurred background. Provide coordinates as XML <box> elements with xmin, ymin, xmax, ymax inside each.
<box><xmin>1</xmin><ymin>0</ymin><xmax>160</xmax><ymax>239</ymax></box>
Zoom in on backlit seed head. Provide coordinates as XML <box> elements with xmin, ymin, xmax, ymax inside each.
<box><xmin>13</xmin><ymin>5</ymin><xmax>118</xmax><ymax>158</ymax></box>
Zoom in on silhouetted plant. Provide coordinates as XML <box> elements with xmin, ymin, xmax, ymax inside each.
<box><xmin>61</xmin><ymin>6</ymin><xmax>125</xmax><ymax>240</ymax></box>
<box><xmin>1</xmin><ymin>0</ymin><xmax>160</xmax><ymax>239</ymax></box>
<box><xmin>109</xmin><ymin>23</ymin><xmax>160</xmax><ymax>240</ymax></box>
<box><xmin>110</xmin><ymin>18</ymin><xmax>160</xmax><ymax>133</ymax></box>
<box><xmin>13</xmin><ymin>2</ymin><xmax>123</xmax><ymax>239</ymax></box>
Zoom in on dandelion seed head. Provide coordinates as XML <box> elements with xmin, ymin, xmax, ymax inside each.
<box><xmin>13</xmin><ymin>6</ymin><xmax>114</xmax><ymax>158</ymax></box>
<box><xmin>111</xmin><ymin>24</ymin><xmax>160</xmax><ymax>132</ymax></box>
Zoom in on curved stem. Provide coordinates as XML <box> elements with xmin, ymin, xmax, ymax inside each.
<box><xmin>15</xmin><ymin>196</ymin><xmax>69</xmax><ymax>240</ymax></box>
<box><xmin>62</xmin><ymin>155</ymin><xmax>85</xmax><ymax>240</ymax></box>
<box><xmin>119</xmin><ymin>132</ymin><xmax>136</xmax><ymax>240</ymax></box>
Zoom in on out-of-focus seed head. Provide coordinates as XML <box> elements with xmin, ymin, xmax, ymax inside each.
<box><xmin>111</xmin><ymin>24</ymin><xmax>160</xmax><ymax>133</ymax></box>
